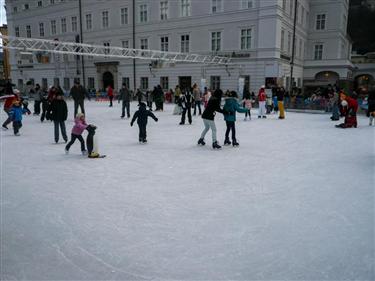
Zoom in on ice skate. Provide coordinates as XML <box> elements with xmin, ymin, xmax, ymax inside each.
<box><xmin>197</xmin><ymin>138</ymin><xmax>206</xmax><ymax>146</ymax></box>
<box><xmin>212</xmin><ymin>141</ymin><xmax>221</xmax><ymax>149</ymax></box>
<box><xmin>82</xmin><ymin>150</ymin><xmax>87</xmax><ymax>156</ymax></box>
<box><xmin>232</xmin><ymin>140</ymin><xmax>239</xmax><ymax>147</ymax></box>
<box><xmin>14</xmin><ymin>133</ymin><xmax>20</xmax><ymax>136</ymax></box>
<box><xmin>65</xmin><ymin>148</ymin><xmax>69</xmax><ymax>154</ymax></box>
<box><xmin>224</xmin><ymin>139</ymin><xmax>231</xmax><ymax>146</ymax></box>
<box><xmin>2</xmin><ymin>125</ymin><xmax>8</xmax><ymax>130</ymax></box>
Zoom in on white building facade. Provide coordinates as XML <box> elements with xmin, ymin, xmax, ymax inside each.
<box><xmin>5</xmin><ymin>0</ymin><xmax>353</xmax><ymax>93</ymax></box>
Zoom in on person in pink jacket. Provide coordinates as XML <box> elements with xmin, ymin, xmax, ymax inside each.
<box><xmin>65</xmin><ymin>113</ymin><xmax>88</xmax><ymax>154</ymax></box>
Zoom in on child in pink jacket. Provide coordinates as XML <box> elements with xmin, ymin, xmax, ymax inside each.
<box><xmin>65</xmin><ymin>113</ymin><xmax>88</xmax><ymax>154</ymax></box>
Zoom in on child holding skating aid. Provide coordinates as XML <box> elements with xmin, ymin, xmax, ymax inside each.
<box><xmin>130</xmin><ymin>102</ymin><xmax>158</xmax><ymax>143</ymax></box>
<box><xmin>65</xmin><ymin>113</ymin><xmax>88</xmax><ymax>154</ymax></box>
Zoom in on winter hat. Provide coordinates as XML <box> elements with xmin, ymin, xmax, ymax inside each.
<box><xmin>230</xmin><ymin>91</ymin><xmax>238</xmax><ymax>98</ymax></box>
<box><xmin>261</xmin><ymin>85</ymin><xmax>265</xmax><ymax>88</ymax></box>
<box><xmin>138</xmin><ymin>102</ymin><xmax>147</xmax><ymax>107</ymax></box>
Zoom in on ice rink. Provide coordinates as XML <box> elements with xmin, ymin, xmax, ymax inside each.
<box><xmin>1</xmin><ymin>100</ymin><xmax>374</xmax><ymax>280</ymax></box>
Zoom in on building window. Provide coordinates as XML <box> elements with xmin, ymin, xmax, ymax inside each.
<box><xmin>121</xmin><ymin>8</ymin><xmax>128</xmax><ymax>25</ymax></box>
<box><xmin>18</xmin><ymin>79</ymin><xmax>24</xmax><ymax>89</ymax></box>
<box><xmin>161</xmin><ymin>37</ymin><xmax>169</xmax><ymax>52</ymax></box>
<box><xmin>212</xmin><ymin>0</ymin><xmax>223</xmax><ymax>13</ymax></box>
<box><xmin>181</xmin><ymin>0</ymin><xmax>191</xmax><ymax>17</ymax></box>
<box><xmin>15</xmin><ymin>26</ymin><xmax>20</xmax><ymax>37</ymax></box>
<box><xmin>54</xmin><ymin>78</ymin><xmax>60</xmax><ymax>87</ymax></box>
<box><xmin>50</xmin><ymin>0</ymin><xmax>55</xmax><ymax>4</ymax></box>
<box><xmin>240</xmin><ymin>28</ymin><xmax>251</xmax><ymax>50</ymax></box>
<box><xmin>71</xmin><ymin>16</ymin><xmax>78</xmax><ymax>32</ymax></box>
<box><xmin>140</xmin><ymin>38</ymin><xmax>148</xmax><ymax>50</ymax></box>
<box><xmin>316</xmin><ymin>14</ymin><xmax>326</xmax><ymax>30</ymax></box>
<box><xmin>51</xmin><ymin>20</ymin><xmax>57</xmax><ymax>35</ymax></box>
<box><xmin>39</xmin><ymin>23</ymin><xmax>45</xmax><ymax>37</ymax></box>
<box><xmin>298</xmin><ymin>38</ymin><xmax>303</xmax><ymax>58</ymax></box>
<box><xmin>140</xmin><ymin>5</ymin><xmax>148</xmax><ymax>22</ymax></box>
<box><xmin>282</xmin><ymin>0</ymin><xmax>286</xmax><ymax>10</ymax></box>
<box><xmin>13</xmin><ymin>7</ymin><xmax>18</xmax><ymax>13</ymax></box>
<box><xmin>287</xmin><ymin>31</ymin><xmax>291</xmax><ymax>54</ymax></box>
<box><xmin>103</xmin><ymin>42</ymin><xmax>110</xmax><ymax>54</ymax></box>
<box><xmin>102</xmin><ymin>11</ymin><xmax>109</xmax><ymax>28</ymax></box>
<box><xmin>342</xmin><ymin>14</ymin><xmax>347</xmax><ymax>30</ymax></box>
<box><xmin>211</xmin><ymin>31</ymin><xmax>221</xmax><ymax>52</ymax></box>
<box><xmin>24</xmin><ymin>3</ymin><xmax>29</xmax><ymax>10</ymax></box>
<box><xmin>160</xmin><ymin>77</ymin><xmax>169</xmax><ymax>90</ymax></box>
<box><xmin>122</xmin><ymin>40</ymin><xmax>129</xmax><ymax>49</ymax></box>
<box><xmin>210</xmin><ymin>76</ymin><xmax>220</xmax><ymax>90</ymax></box>
<box><xmin>301</xmin><ymin>6</ymin><xmax>305</xmax><ymax>25</ymax></box>
<box><xmin>86</xmin><ymin>14</ymin><xmax>92</xmax><ymax>30</ymax></box>
<box><xmin>314</xmin><ymin>44</ymin><xmax>323</xmax><ymax>60</ymax></box>
<box><xmin>160</xmin><ymin>1</ymin><xmax>168</xmax><ymax>20</ymax></box>
<box><xmin>63</xmin><ymin>77</ymin><xmax>70</xmax><ymax>91</ymax></box>
<box><xmin>280</xmin><ymin>29</ymin><xmax>285</xmax><ymax>52</ymax></box>
<box><xmin>26</xmin><ymin>25</ymin><xmax>32</xmax><ymax>38</ymax></box>
<box><xmin>42</xmin><ymin>78</ymin><xmax>48</xmax><ymax>90</ymax></box>
<box><xmin>181</xmin><ymin>34</ymin><xmax>189</xmax><ymax>53</ymax></box>
<box><xmin>140</xmin><ymin>77</ymin><xmax>149</xmax><ymax>90</ymax></box>
<box><xmin>88</xmin><ymin>77</ymin><xmax>95</xmax><ymax>89</ymax></box>
<box><xmin>61</xmin><ymin>18</ymin><xmax>67</xmax><ymax>33</ymax></box>
<box><xmin>241</xmin><ymin>0</ymin><xmax>253</xmax><ymax>9</ymax></box>
<box><xmin>289</xmin><ymin>0</ymin><xmax>293</xmax><ymax>16</ymax></box>
<box><xmin>122</xmin><ymin>77</ymin><xmax>130</xmax><ymax>88</ymax></box>
<box><xmin>38</xmin><ymin>1</ymin><xmax>43</xmax><ymax>7</ymax></box>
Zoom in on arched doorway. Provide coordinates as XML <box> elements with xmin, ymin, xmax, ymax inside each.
<box><xmin>102</xmin><ymin>71</ymin><xmax>114</xmax><ymax>89</ymax></box>
<box><xmin>315</xmin><ymin>71</ymin><xmax>340</xmax><ymax>85</ymax></box>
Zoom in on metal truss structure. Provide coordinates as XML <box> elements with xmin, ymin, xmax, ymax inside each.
<box><xmin>0</xmin><ymin>35</ymin><xmax>232</xmax><ymax>65</ymax></box>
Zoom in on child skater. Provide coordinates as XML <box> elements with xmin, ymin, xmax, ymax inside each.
<box><xmin>242</xmin><ymin>88</ymin><xmax>253</xmax><ymax>121</ymax></box>
<box><xmin>65</xmin><ymin>113</ymin><xmax>88</xmax><ymax>154</ymax></box>
<box><xmin>130</xmin><ymin>102</ymin><xmax>158</xmax><ymax>143</ymax></box>
<box><xmin>223</xmin><ymin>91</ymin><xmax>248</xmax><ymax>146</ymax></box>
<box><xmin>9</xmin><ymin>99</ymin><xmax>30</xmax><ymax>136</ymax></box>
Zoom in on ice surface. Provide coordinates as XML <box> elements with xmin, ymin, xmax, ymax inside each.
<box><xmin>1</xmin><ymin>101</ymin><xmax>374</xmax><ymax>280</ymax></box>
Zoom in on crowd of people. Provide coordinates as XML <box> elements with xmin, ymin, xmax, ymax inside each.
<box><xmin>1</xmin><ymin>79</ymin><xmax>374</xmax><ymax>154</ymax></box>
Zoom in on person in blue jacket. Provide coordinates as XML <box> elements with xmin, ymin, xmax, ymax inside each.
<box><xmin>9</xmin><ymin>100</ymin><xmax>30</xmax><ymax>136</ymax></box>
<box><xmin>223</xmin><ymin>91</ymin><xmax>248</xmax><ymax>146</ymax></box>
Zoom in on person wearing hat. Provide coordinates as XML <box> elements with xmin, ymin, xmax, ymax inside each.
<box><xmin>130</xmin><ymin>102</ymin><xmax>158</xmax><ymax>143</ymax></box>
<box><xmin>258</xmin><ymin>85</ymin><xmax>267</xmax><ymax>118</ymax></box>
<box><xmin>8</xmin><ymin>98</ymin><xmax>30</xmax><ymax>136</ymax></box>
<box><xmin>47</xmin><ymin>92</ymin><xmax>68</xmax><ymax>143</ymax></box>
<box><xmin>223</xmin><ymin>91</ymin><xmax>248</xmax><ymax>146</ymax></box>
<box><xmin>2</xmin><ymin>88</ymin><xmax>19</xmax><ymax>130</ymax></box>
<box><xmin>335</xmin><ymin>91</ymin><xmax>358</xmax><ymax>128</ymax></box>
<box><xmin>70</xmin><ymin>80</ymin><xmax>89</xmax><ymax>117</ymax></box>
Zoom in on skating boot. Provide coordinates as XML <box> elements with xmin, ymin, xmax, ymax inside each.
<box><xmin>142</xmin><ymin>139</ymin><xmax>147</xmax><ymax>143</ymax></box>
<box><xmin>197</xmin><ymin>138</ymin><xmax>206</xmax><ymax>146</ymax></box>
<box><xmin>370</xmin><ymin>116</ymin><xmax>374</xmax><ymax>126</ymax></box>
<box><xmin>2</xmin><ymin>125</ymin><xmax>8</xmax><ymax>130</ymax></box>
<box><xmin>82</xmin><ymin>150</ymin><xmax>87</xmax><ymax>155</ymax></box>
<box><xmin>232</xmin><ymin>140</ymin><xmax>239</xmax><ymax>147</ymax></box>
<box><xmin>212</xmin><ymin>141</ymin><xmax>221</xmax><ymax>149</ymax></box>
<box><xmin>65</xmin><ymin>148</ymin><xmax>69</xmax><ymax>154</ymax></box>
<box><xmin>224</xmin><ymin>138</ymin><xmax>231</xmax><ymax>146</ymax></box>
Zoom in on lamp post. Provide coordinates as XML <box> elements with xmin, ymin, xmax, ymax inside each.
<box><xmin>78</xmin><ymin>0</ymin><xmax>86</xmax><ymax>88</ymax></box>
<box><xmin>289</xmin><ymin>0</ymin><xmax>298</xmax><ymax>93</ymax></box>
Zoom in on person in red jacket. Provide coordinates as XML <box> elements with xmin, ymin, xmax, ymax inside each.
<box><xmin>258</xmin><ymin>85</ymin><xmax>267</xmax><ymax>118</ymax></box>
<box><xmin>107</xmin><ymin>85</ymin><xmax>114</xmax><ymax>107</ymax></box>
<box><xmin>1</xmin><ymin>90</ymin><xmax>19</xmax><ymax>130</ymax></box>
<box><xmin>335</xmin><ymin>91</ymin><xmax>358</xmax><ymax>128</ymax></box>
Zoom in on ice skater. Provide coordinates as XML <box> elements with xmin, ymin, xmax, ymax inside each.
<box><xmin>335</xmin><ymin>91</ymin><xmax>358</xmax><ymax>129</ymax></box>
<box><xmin>179</xmin><ymin>89</ymin><xmax>194</xmax><ymax>125</ymax></box>
<box><xmin>47</xmin><ymin>92</ymin><xmax>68</xmax><ymax>143</ymax></box>
<box><xmin>258</xmin><ymin>85</ymin><xmax>267</xmax><ymax>118</ymax></box>
<box><xmin>9</xmin><ymin>99</ymin><xmax>30</xmax><ymax>136</ymax></box>
<box><xmin>130</xmin><ymin>102</ymin><xmax>158</xmax><ymax>143</ymax></box>
<box><xmin>242</xmin><ymin>86</ymin><xmax>253</xmax><ymax>121</ymax></box>
<box><xmin>367</xmin><ymin>88</ymin><xmax>375</xmax><ymax>126</ymax></box>
<box><xmin>65</xmin><ymin>113</ymin><xmax>88</xmax><ymax>154</ymax></box>
<box><xmin>198</xmin><ymin>89</ymin><xmax>224</xmax><ymax>149</ymax></box>
<box><xmin>223</xmin><ymin>91</ymin><xmax>248</xmax><ymax>146</ymax></box>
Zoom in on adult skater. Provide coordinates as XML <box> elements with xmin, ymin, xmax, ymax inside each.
<box><xmin>179</xmin><ymin>89</ymin><xmax>194</xmax><ymax>125</ymax></box>
<box><xmin>1</xmin><ymin>87</ymin><xmax>18</xmax><ymax>130</ymax></box>
<box><xmin>192</xmin><ymin>83</ymin><xmax>202</xmax><ymax>115</ymax></box>
<box><xmin>197</xmin><ymin>89</ymin><xmax>224</xmax><ymax>149</ymax></box>
<box><xmin>335</xmin><ymin>91</ymin><xmax>358</xmax><ymax>129</ymax></box>
<box><xmin>154</xmin><ymin>85</ymin><xmax>164</xmax><ymax>111</ymax></box>
<box><xmin>223</xmin><ymin>91</ymin><xmax>248</xmax><ymax>146</ymax></box>
<box><xmin>107</xmin><ymin>85</ymin><xmax>114</xmax><ymax>107</ymax></box>
<box><xmin>119</xmin><ymin>83</ymin><xmax>131</xmax><ymax>118</ymax></box>
<box><xmin>70</xmin><ymin>80</ymin><xmax>88</xmax><ymax>117</ymax></box>
<box><xmin>47</xmin><ymin>92</ymin><xmax>68</xmax><ymax>143</ymax></box>
<box><xmin>258</xmin><ymin>85</ymin><xmax>267</xmax><ymax>118</ymax></box>
<box><xmin>367</xmin><ymin>88</ymin><xmax>375</xmax><ymax>126</ymax></box>
<box><xmin>277</xmin><ymin>86</ymin><xmax>285</xmax><ymax>119</ymax></box>
<box><xmin>146</xmin><ymin>89</ymin><xmax>154</xmax><ymax>111</ymax></box>
<box><xmin>330</xmin><ymin>90</ymin><xmax>340</xmax><ymax>121</ymax></box>
<box><xmin>135</xmin><ymin>88</ymin><xmax>144</xmax><ymax>104</ymax></box>
<box><xmin>130</xmin><ymin>102</ymin><xmax>158</xmax><ymax>143</ymax></box>
<box><xmin>33</xmin><ymin>84</ymin><xmax>44</xmax><ymax>115</ymax></box>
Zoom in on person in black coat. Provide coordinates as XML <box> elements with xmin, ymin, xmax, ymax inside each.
<box><xmin>198</xmin><ymin>89</ymin><xmax>224</xmax><ymax>149</ymax></box>
<box><xmin>70</xmin><ymin>80</ymin><xmax>89</xmax><ymax>117</ymax></box>
<box><xmin>47</xmin><ymin>92</ymin><xmax>68</xmax><ymax>143</ymax></box>
<box><xmin>130</xmin><ymin>102</ymin><xmax>158</xmax><ymax>143</ymax></box>
<box><xmin>179</xmin><ymin>90</ymin><xmax>194</xmax><ymax>125</ymax></box>
<box><xmin>367</xmin><ymin>89</ymin><xmax>375</xmax><ymax>126</ymax></box>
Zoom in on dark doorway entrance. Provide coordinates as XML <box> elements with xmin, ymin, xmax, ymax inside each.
<box><xmin>103</xmin><ymin>71</ymin><xmax>114</xmax><ymax>90</ymax></box>
<box><xmin>179</xmin><ymin>76</ymin><xmax>192</xmax><ymax>92</ymax></box>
